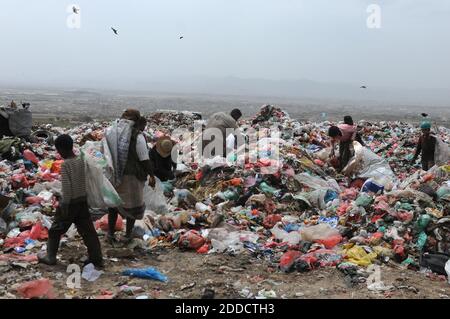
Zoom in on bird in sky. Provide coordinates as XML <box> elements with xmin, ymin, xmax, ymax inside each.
<box><xmin>111</xmin><ymin>27</ymin><xmax>118</xmax><ymax>35</ymax></box>
<box><xmin>360</xmin><ymin>85</ymin><xmax>367</xmax><ymax>89</ymax></box>
<box><xmin>179</xmin><ymin>36</ymin><xmax>184</xmax><ymax>39</ymax></box>
<box><xmin>73</xmin><ymin>6</ymin><xmax>79</xmax><ymax>14</ymax></box>
<box><xmin>421</xmin><ymin>113</ymin><xmax>429</xmax><ymax>118</ymax></box>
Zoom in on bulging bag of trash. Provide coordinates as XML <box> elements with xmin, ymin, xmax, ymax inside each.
<box><xmin>143</xmin><ymin>177</ymin><xmax>168</xmax><ymax>215</ymax></box>
<box><xmin>342</xmin><ymin>142</ymin><xmax>395</xmax><ymax>185</ymax></box>
<box><xmin>81</xmin><ymin>142</ymin><xmax>122</xmax><ymax>209</ymax></box>
<box><xmin>434</xmin><ymin>137</ymin><xmax>450</xmax><ymax>166</ymax></box>
<box><xmin>8</xmin><ymin>108</ymin><xmax>32</xmax><ymax>137</ymax></box>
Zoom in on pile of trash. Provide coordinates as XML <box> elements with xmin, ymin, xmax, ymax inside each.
<box><xmin>146</xmin><ymin>110</ymin><xmax>202</xmax><ymax>129</ymax></box>
<box><xmin>1</xmin><ymin>105</ymin><xmax>450</xmax><ymax>298</ymax></box>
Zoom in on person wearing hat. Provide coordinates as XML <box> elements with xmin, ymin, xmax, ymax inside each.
<box><xmin>149</xmin><ymin>136</ymin><xmax>176</xmax><ymax>182</ymax></box>
<box><xmin>411</xmin><ymin>121</ymin><xmax>436</xmax><ymax>171</ymax></box>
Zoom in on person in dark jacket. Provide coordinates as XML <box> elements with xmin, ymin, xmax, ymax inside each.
<box><xmin>411</xmin><ymin>121</ymin><xmax>436</xmax><ymax>171</ymax></box>
<box><xmin>149</xmin><ymin>136</ymin><xmax>176</xmax><ymax>182</ymax></box>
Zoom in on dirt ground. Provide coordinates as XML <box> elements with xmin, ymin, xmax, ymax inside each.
<box><xmin>2</xmin><ymin>233</ymin><xmax>449</xmax><ymax>299</ymax></box>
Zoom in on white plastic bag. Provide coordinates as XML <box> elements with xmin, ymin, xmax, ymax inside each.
<box><xmin>81</xmin><ymin>141</ymin><xmax>122</xmax><ymax>209</ymax></box>
<box><xmin>435</xmin><ymin>137</ymin><xmax>450</xmax><ymax>166</ymax></box>
<box><xmin>143</xmin><ymin>177</ymin><xmax>168</xmax><ymax>215</ymax></box>
<box><xmin>294</xmin><ymin>172</ymin><xmax>341</xmax><ymax>193</ymax></box>
<box><xmin>226</xmin><ymin>134</ymin><xmax>235</xmax><ymax>150</ymax></box>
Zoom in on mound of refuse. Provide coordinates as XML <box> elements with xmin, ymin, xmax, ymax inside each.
<box><xmin>1</xmin><ymin>105</ymin><xmax>450</xmax><ymax>297</ymax></box>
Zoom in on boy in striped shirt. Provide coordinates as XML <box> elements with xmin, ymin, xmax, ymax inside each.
<box><xmin>38</xmin><ymin>134</ymin><xmax>103</xmax><ymax>267</ymax></box>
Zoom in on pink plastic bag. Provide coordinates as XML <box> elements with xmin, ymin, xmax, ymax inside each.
<box><xmin>16</xmin><ymin>279</ymin><xmax>55</xmax><ymax>299</ymax></box>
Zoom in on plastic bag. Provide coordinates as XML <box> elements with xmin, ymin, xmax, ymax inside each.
<box><xmin>279</xmin><ymin>250</ymin><xmax>302</xmax><ymax>272</ymax></box>
<box><xmin>271</xmin><ymin>222</ymin><xmax>301</xmax><ymax>245</ymax></box>
<box><xmin>122</xmin><ymin>267</ymin><xmax>168</xmax><ymax>282</ymax></box>
<box><xmin>16</xmin><ymin>278</ymin><xmax>55</xmax><ymax>299</ymax></box>
<box><xmin>294</xmin><ymin>173</ymin><xmax>341</xmax><ymax>193</ymax></box>
<box><xmin>178</xmin><ymin>230</ymin><xmax>206</xmax><ymax>250</ymax></box>
<box><xmin>344</xmin><ymin>245</ymin><xmax>377</xmax><ymax>267</ymax></box>
<box><xmin>342</xmin><ymin>142</ymin><xmax>395</xmax><ymax>185</ymax></box>
<box><xmin>226</xmin><ymin>134</ymin><xmax>235</xmax><ymax>150</ymax></box>
<box><xmin>435</xmin><ymin>137</ymin><xmax>450</xmax><ymax>166</ymax></box>
<box><xmin>82</xmin><ymin>263</ymin><xmax>103</xmax><ymax>282</ymax></box>
<box><xmin>103</xmin><ymin>119</ymin><xmax>133</xmax><ymax>186</ymax></box>
<box><xmin>81</xmin><ymin>142</ymin><xmax>122</xmax><ymax>209</ymax></box>
<box><xmin>143</xmin><ymin>177</ymin><xmax>168</xmax><ymax>214</ymax></box>
<box><xmin>300</xmin><ymin>223</ymin><xmax>341</xmax><ymax>243</ymax></box>
<box><xmin>95</xmin><ymin>214</ymin><xmax>124</xmax><ymax>232</ymax></box>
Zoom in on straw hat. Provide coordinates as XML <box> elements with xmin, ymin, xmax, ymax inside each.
<box><xmin>156</xmin><ymin>137</ymin><xmax>173</xmax><ymax>158</ymax></box>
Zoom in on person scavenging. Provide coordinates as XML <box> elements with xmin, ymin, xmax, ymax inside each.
<box><xmin>411</xmin><ymin>121</ymin><xmax>437</xmax><ymax>171</ymax></box>
<box><xmin>150</xmin><ymin>136</ymin><xmax>176</xmax><ymax>182</ymax></box>
<box><xmin>106</xmin><ymin>110</ymin><xmax>156</xmax><ymax>245</ymax></box>
<box><xmin>38</xmin><ymin>134</ymin><xmax>103</xmax><ymax>267</ymax></box>
<box><xmin>202</xmin><ymin>108</ymin><xmax>243</xmax><ymax>158</ymax></box>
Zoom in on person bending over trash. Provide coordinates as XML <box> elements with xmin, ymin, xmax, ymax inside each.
<box><xmin>328</xmin><ymin>121</ymin><xmax>358</xmax><ymax>171</ymax></box>
<box><xmin>202</xmin><ymin>108</ymin><xmax>243</xmax><ymax>158</ymax></box>
<box><xmin>149</xmin><ymin>136</ymin><xmax>176</xmax><ymax>182</ymax></box>
<box><xmin>411</xmin><ymin>121</ymin><xmax>436</xmax><ymax>171</ymax></box>
<box><xmin>38</xmin><ymin>134</ymin><xmax>103</xmax><ymax>267</ymax></box>
<box><xmin>344</xmin><ymin>116</ymin><xmax>365</xmax><ymax>146</ymax></box>
<box><xmin>106</xmin><ymin>111</ymin><xmax>155</xmax><ymax>245</ymax></box>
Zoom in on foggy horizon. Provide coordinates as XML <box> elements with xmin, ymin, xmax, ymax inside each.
<box><xmin>1</xmin><ymin>1</ymin><xmax>450</xmax><ymax>105</ymax></box>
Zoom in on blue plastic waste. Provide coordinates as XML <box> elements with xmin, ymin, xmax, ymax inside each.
<box><xmin>324</xmin><ymin>190</ymin><xmax>339</xmax><ymax>203</ymax></box>
<box><xmin>318</xmin><ymin>216</ymin><xmax>339</xmax><ymax>228</ymax></box>
<box><xmin>362</xmin><ymin>180</ymin><xmax>384</xmax><ymax>194</ymax></box>
<box><xmin>284</xmin><ymin>223</ymin><xmax>300</xmax><ymax>232</ymax></box>
<box><xmin>122</xmin><ymin>267</ymin><xmax>168</xmax><ymax>282</ymax></box>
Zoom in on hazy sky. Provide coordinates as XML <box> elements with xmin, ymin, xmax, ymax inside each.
<box><xmin>1</xmin><ymin>0</ymin><xmax>449</xmax><ymax>90</ymax></box>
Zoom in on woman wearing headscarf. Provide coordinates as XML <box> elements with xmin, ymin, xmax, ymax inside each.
<box><xmin>106</xmin><ymin>110</ymin><xmax>155</xmax><ymax>244</ymax></box>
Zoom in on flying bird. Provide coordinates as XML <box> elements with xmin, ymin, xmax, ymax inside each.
<box><xmin>72</xmin><ymin>6</ymin><xmax>79</xmax><ymax>14</ymax></box>
<box><xmin>421</xmin><ymin>113</ymin><xmax>429</xmax><ymax>118</ymax></box>
<box><xmin>360</xmin><ymin>85</ymin><xmax>367</xmax><ymax>89</ymax></box>
<box><xmin>111</xmin><ymin>27</ymin><xmax>118</xmax><ymax>35</ymax></box>
<box><xmin>179</xmin><ymin>36</ymin><xmax>184</xmax><ymax>39</ymax></box>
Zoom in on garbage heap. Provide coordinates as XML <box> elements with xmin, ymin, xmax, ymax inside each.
<box><xmin>1</xmin><ymin>106</ymin><xmax>450</xmax><ymax>284</ymax></box>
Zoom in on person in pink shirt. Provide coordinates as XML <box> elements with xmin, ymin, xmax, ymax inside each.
<box><xmin>328</xmin><ymin>116</ymin><xmax>363</xmax><ymax>171</ymax></box>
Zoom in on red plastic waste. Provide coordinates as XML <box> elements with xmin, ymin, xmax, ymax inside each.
<box><xmin>196</xmin><ymin>243</ymin><xmax>209</xmax><ymax>254</ymax></box>
<box><xmin>315</xmin><ymin>234</ymin><xmax>342</xmax><ymax>249</ymax></box>
<box><xmin>263</xmin><ymin>214</ymin><xmax>282</xmax><ymax>229</ymax></box>
<box><xmin>314</xmin><ymin>159</ymin><xmax>325</xmax><ymax>167</ymax></box>
<box><xmin>178</xmin><ymin>230</ymin><xmax>205</xmax><ymax>250</ymax></box>
<box><xmin>23</xmin><ymin>150</ymin><xmax>39</xmax><ymax>165</ymax></box>
<box><xmin>95</xmin><ymin>214</ymin><xmax>124</xmax><ymax>231</ymax></box>
<box><xmin>11</xmin><ymin>174</ymin><xmax>30</xmax><ymax>189</ymax></box>
<box><xmin>195</xmin><ymin>171</ymin><xmax>203</xmax><ymax>181</ymax></box>
<box><xmin>4</xmin><ymin>231</ymin><xmax>30</xmax><ymax>248</ymax></box>
<box><xmin>279</xmin><ymin>250</ymin><xmax>302</xmax><ymax>272</ymax></box>
<box><xmin>25</xmin><ymin>196</ymin><xmax>43</xmax><ymax>205</ymax></box>
<box><xmin>29</xmin><ymin>221</ymin><xmax>49</xmax><ymax>241</ymax></box>
<box><xmin>51</xmin><ymin>160</ymin><xmax>64</xmax><ymax>174</ymax></box>
<box><xmin>16</xmin><ymin>278</ymin><xmax>55</xmax><ymax>299</ymax></box>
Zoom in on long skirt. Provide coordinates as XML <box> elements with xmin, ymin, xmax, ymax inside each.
<box><xmin>116</xmin><ymin>174</ymin><xmax>145</xmax><ymax>220</ymax></box>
